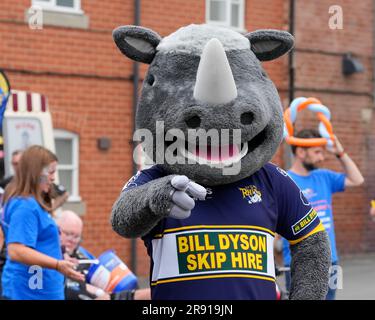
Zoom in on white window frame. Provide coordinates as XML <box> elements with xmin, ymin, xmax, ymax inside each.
<box><xmin>32</xmin><ymin>0</ymin><xmax>83</xmax><ymax>14</ymax></box>
<box><xmin>54</xmin><ymin>129</ymin><xmax>81</xmax><ymax>202</ymax></box>
<box><xmin>206</xmin><ymin>0</ymin><xmax>245</xmax><ymax>32</ymax></box>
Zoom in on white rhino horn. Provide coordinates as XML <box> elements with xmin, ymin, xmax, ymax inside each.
<box><xmin>194</xmin><ymin>38</ymin><xmax>238</xmax><ymax>104</ymax></box>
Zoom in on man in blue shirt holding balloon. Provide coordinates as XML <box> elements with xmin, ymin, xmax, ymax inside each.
<box><xmin>282</xmin><ymin>129</ymin><xmax>364</xmax><ymax>300</ymax></box>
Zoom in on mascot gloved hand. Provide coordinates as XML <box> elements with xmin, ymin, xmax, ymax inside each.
<box><xmin>111</xmin><ymin>24</ymin><xmax>331</xmax><ymax>300</ymax></box>
<box><xmin>114</xmin><ymin>173</ymin><xmax>206</xmax><ymax>237</ymax></box>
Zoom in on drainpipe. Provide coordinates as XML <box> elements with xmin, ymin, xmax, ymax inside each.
<box><xmin>130</xmin><ymin>0</ymin><xmax>141</xmax><ymax>275</ymax></box>
<box><xmin>288</xmin><ymin>0</ymin><xmax>295</xmax><ymax>104</ymax></box>
<box><xmin>284</xmin><ymin>0</ymin><xmax>295</xmax><ymax>169</ymax></box>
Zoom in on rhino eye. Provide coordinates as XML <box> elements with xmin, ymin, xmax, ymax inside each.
<box><xmin>146</xmin><ymin>74</ymin><xmax>155</xmax><ymax>86</ymax></box>
<box><xmin>261</xmin><ymin>69</ymin><xmax>268</xmax><ymax>78</ymax></box>
<box><xmin>241</xmin><ymin>112</ymin><xmax>254</xmax><ymax>125</ymax></box>
<box><xmin>185</xmin><ymin>115</ymin><xmax>201</xmax><ymax>128</ymax></box>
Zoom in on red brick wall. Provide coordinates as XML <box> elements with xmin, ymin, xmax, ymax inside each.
<box><xmin>0</xmin><ymin>0</ymin><xmax>137</xmax><ymax>270</ymax></box>
<box><xmin>293</xmin><ymin>0</ymin><xmax>375</xmax><ymax>254</ymax></box>
<box><xmin>1</xmin><ymin>0</ymin><xmax>373</xmax><ymax>280</ymax></box>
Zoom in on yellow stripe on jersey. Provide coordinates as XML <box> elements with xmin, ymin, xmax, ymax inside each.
<box><xmin>288</xmin><ymin>222</ymin><xmax>325</xmax><ymax>245</ymax></box>
<box><xmin>151</xmin><ymin>273</ymin><xmax>276</xmax><ymax>286</ymax></box>
<box><xmin>154</xmin><ymin>225</ymin><xmax>275</xmax><ymax>239</ymax></box>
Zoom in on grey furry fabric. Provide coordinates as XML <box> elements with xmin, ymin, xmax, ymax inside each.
<box><xmin>136</xmin><ymin>48</ymin><xmax>285</xmax><ymax>185</ymax></box>
<box><xmin>113</xmin><ymin>24</ymin><xmax>294</xmax><ymax>186</ymax></box>
<box><xmin>289</xmin><ymin>231</ymin><xmax>331</xmax><ymax>300</ymax></box>
<box><xmin>113</xmin><ymin>26</ymin><xmax>162</xmax><ymax>64</ymax></box>
<box><xmin>111</xmin><ymin>175</ymin><xmax>175</xmax><ymax>238</ymax></box>
<box><xmin>157</xmin><ymin>24</ymin><xmax>250</xmax><ymax>56</ymax></box>
<box><xmin>245</xmin><ymin>29</ymin><xmax>294</xmax><ymax>61</ymax></box>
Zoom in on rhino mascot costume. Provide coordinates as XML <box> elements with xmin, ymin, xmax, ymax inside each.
<box><xmin>111</xmin><ymin>24</ymin><xmax>330</xmax><ymax>300</ymax></box>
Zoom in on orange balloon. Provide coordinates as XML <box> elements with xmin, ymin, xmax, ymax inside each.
<box><xmin>283</xmin><ymin>97</ymin><xmax>335</xmax><ymax>147</ymax></box>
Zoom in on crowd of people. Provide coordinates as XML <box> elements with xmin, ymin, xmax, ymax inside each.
<box><xmin>0</xmin><ymin>131</ymin><xmax>372</xmax><ymax>299</ymax></box>
<box><xmin>0</xmin><ymin>145</ymin><xmax>150</xmax><ymax>300</ymax></box>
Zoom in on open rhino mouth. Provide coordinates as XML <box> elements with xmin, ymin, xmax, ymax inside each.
<box><xmin>182</xmin><ymin>142</ymin><xmax>248</xmax><ymax>167</ymax></box>
<box><xmin>164</xmin><ymin>125</ymin><xmax>269</xmax><ymax>168</ymax></box>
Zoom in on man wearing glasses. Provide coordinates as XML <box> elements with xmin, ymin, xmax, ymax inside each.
<box><xmin>57</xmin><ymin>210</ymin><xmax>150</xmax><ymax>300</ymax></box>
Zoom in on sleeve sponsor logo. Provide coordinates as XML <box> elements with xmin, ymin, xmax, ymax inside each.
<box><xmin>292</xmin><ymin>209</ymin><xmax>318</xmax><ymax>235</ymax></box>
<box><xmin>176</xmin><ymin>231</ymin><xmax>267</xmax><ymax>274</ymax></box>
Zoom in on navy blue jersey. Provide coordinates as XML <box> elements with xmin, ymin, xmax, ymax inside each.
<box><xmin>122</xmin><ymin>163</ymin><xmax>323</xmax><ymax>300</ymax></box>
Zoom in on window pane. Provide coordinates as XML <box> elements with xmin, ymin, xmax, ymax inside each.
<box><xmin>210</xmin><ymin>0</ymin><xmax>226</xmax><ymax>22</ymax></box>
<box><xmin>58</xmin><ymin>169</ymin><xmax>72</xmax><ymax>194</ymax></box>
<box><xmin>55</xmin><ymin>138</ymin><xmax>73</xmax><ymax>165</ymax></box>
<box><xmin>231</xmin><ymin>3</ymin><xmax>240</xmax><ymax>28</ymax></box>
<box><xmin>56</xmin><ymin>0</ymin><xmax>75</xmax><ymax>8</ymax></box>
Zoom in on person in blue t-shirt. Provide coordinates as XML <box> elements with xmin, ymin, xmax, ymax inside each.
<box><xmin>1</xmin><ymin>145</ymin><xmax>84</xmax><ymax>300</ymax></box>
<box><xmin>281</xmin><ymin>129</ymin><xmax>364</xmax><ymax>300</ymax></box>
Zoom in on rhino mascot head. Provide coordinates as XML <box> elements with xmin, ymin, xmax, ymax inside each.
<box><xmin>113</xmin><ymin>24</ymin><xmax>294</xmax><ymax>186</ymax></box>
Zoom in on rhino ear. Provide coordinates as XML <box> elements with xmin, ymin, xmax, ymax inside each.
<box><xmin>113</xmin><ymin>25</ymin><xmax>162</xmax><ymax>64</ymax></box>
<box><xmin>245</xmin><ymin>29</ymin><xmax>294</xmax><ymax>61</ymax></box>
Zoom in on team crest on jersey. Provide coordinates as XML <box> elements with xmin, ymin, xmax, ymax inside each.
<box><xmin>239</xmin><ymin>185</ymin><xmax>262</xmax><ymax>204</ymax></box>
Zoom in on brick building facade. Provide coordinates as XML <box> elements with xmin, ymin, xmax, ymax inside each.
<box><xmin>0</xmin><ymin>0</ymin><xmax>374</xmax><ymax>278</ymax></box>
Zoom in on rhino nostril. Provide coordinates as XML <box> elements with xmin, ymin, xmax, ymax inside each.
<box><xmin>241</xmin><ymin>112</ymin><xmax>254</xmax><ymax>125</ymax></box>
<box><xmin>185</xmin><ymin>115</ymin><xmax>201</xmax><ymax>128</ymax></box>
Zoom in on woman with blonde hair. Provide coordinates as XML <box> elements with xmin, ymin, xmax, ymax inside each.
<box><xmin>1</xmin><ymin>145</ymin><xmax>84</xmax><ymax>300</ymax></box>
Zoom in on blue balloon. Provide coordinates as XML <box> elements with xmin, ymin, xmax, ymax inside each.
<box><xmin>284</xmin><ymin>97</ymin><xmax>334</xmax><ymax>146</ymax></box>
